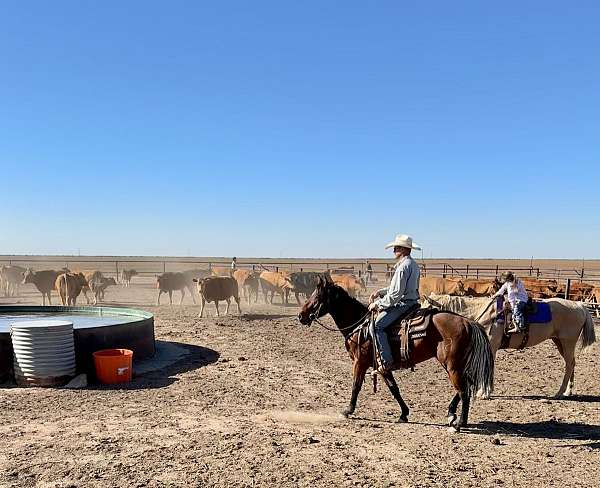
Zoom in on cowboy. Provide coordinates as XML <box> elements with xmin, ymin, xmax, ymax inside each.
<box><xmin>230</xmin><ymin>257</ymin><xmax>237</xmax><ymax>273</ymax></box>
<box><xmin>368</xmin><ymin>234</ymin><xmax>421</xmax><ymax>372</ymax></box>
<box><xmin>493</xmin><ymin>271</ymin><xmax>528</xmax><ymax>334</ymax></box>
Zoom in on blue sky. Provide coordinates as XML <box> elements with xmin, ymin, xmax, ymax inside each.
<box><xmin>1</xmin><ymin>1</ymin><xmax>599</xmax><ymax>258</ymax></box>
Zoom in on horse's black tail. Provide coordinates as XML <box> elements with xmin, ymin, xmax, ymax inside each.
<box><xmin>463</xmin><ymin>322</ymin><xmax>494</xmax><ymax>399</ymax></box>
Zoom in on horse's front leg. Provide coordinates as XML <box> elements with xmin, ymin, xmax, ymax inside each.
<box><xmin>343</xmin><ymin>358</ymin><xmax>369</xmax><ymax>418</ymax></box>
<box><xmin>381</xmin><ymin>371</ymin><xmax>410</xmax><ymax>422</ymax></box>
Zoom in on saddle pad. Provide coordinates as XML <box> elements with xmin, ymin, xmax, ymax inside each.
<box><xmin>527</xmin><ymin>302</ymin><xmax>552</xmax><ymax>323</ymax></box>
<box><xmin>497</xmin><ymin>296</ymin><xmax>552</xmax><ymax>324</ymax></box>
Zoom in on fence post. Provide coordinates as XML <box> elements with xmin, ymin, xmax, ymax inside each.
<box><xmin>565</xmin><ymin>279</ymin><xmax>571</xmax><ymax>300</ymax></box>
<box><xmin>115</xmin><ymin>261</ymin><xmax>119</xmax><ymax>279</ymax></box>
<box><xmin>465</xmin><ymin>264</ymin><xmax>469</xmax><ymax>278</ymax></box>
<box><xmin>581</xmin><ymin>268</ymin><xmax>584</xmax><ymax>282</ymax></box>
<box><xmin>476</xmin><ymin>268</ymin><xmax>479</xmax><ymax>279</ymax></box>
<box><xmin>163</xmin><ymin>261</ymin><xmax>166</xmax><ymax>273</ymax></box>
<box><xmin>276</xmin><ymin>266</ymin><xmax>279</xmax><ymax>273</ymax></box>
<box><xmin>495</xmin><ymin>265</ymin><xmax>499</xmax><ymax>277</ymax></box>
<box><xmin>536</xmin><ymin>268</ymin><xmax>540</xmax><ymax>278</ymax></box>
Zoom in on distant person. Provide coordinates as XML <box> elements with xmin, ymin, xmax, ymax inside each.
<box><xmin>365</xmin><ymin>261</ymin><xmax>373</xmax><ymax>284</ymax></box>
<box><xmin>368</xmin><ymin>234</ymin><xmax>421</xmax><ymax>373</ymax></box>
<box><xmin>230</xmin><ymin>257</ymin><xmax>237</xmax><ymax>274</ymax></box>
<box><xmin>493</xmin><ymin>271</ymin><xmax>528</xmax><ymax>334</ymax></box>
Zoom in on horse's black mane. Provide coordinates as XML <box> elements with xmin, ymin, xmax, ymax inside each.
<box><xmin>325</xmin><ymin>281</ymin><xmax>369</xmax><ymax>335</ymax></box>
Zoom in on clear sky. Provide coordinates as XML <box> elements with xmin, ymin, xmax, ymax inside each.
<box><xmin>1</xmin><ymin>1</ymin><xmax>598</xmax><ymax>259</ymax></box>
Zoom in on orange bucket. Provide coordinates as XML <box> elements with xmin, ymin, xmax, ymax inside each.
<box><xmin>93</xmin><ymin>349</ymin><xmax>133</xmax><ymax>384</ymax></box>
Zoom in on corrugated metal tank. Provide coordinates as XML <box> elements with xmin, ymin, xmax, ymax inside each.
<box><xmin>11</xmin><ymin>320</ymin><xmax>76</xmax><ymax>387</ymax></box>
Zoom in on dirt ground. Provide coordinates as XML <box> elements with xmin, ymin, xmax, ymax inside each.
<box><xmin>1</xmin><ymin>280</ymin><xmax>599</xmax><ymax>487</ymax></box>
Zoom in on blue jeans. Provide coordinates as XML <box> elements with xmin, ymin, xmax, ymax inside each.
<box><xmin>371</xmin><ymin>301</ymin><xmax>418</xmax><ymax>368</ymax></box>
<box><xmin>513</xmin><ymin>301</ymin><xmax>527</xmax><ymax>330</ymax></box>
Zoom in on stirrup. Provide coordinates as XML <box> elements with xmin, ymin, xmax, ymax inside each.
<box><xmin>506</xmin><ymin>325</ymin><xmax>519</xmax><ymax>334</ymax></box>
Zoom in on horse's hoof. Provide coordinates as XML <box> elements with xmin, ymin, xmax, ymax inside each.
<box><xmin>448</xmin><ymin>425</ymin><xmax>460</xmax><ymax>434</ymax></box>
<box><xmin>447</xmin><ymin>414</ymin><xmax>457</xmax><ymax>427</ymax></box>
<box><xmin>398</xmin><ymin>415</ymin><xmax>408</xmax><ymax>423</ymax></box>
<box><xmin>342</xmin><ymin>408</ymin><xmax>353</xmax><ymax>418</ymax></box>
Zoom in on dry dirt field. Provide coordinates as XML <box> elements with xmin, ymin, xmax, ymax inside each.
<box><xmin>1</xmin><ymin>278</ymin><xmax>599</xmax><ymax>487</ymax></box>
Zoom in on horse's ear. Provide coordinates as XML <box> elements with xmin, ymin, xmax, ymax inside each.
<box><xmin>324</xmin><ymin>271</ymin><xmax>333</xmax><ymax>285</ymax></box>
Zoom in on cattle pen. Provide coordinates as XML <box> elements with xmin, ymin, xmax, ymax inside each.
<box><xmin>2</xmin><ymin>254</ymin><xmax>600</xmax><ymax>285</ymax></box>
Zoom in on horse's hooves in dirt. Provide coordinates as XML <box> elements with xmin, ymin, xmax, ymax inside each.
<box><xmin>398</xmin><ymin>415</ymin><xmax>408</xmax><ymax>423</ymax></box>
<box><xmin>342</xmin><ymin>408</ymin><xmax>353</xmax><ymax>418</ymax></box>
<box><xmin>448</xmin><ymin>425</ymin><xmax>460</xmax><ymax>434</ymax></box>
<box><xmin>447</xmin><ymin>414</ymin><xmax>457</xmax><ymax>427</ymax></box>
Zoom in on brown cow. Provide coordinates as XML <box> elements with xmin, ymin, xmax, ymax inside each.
<box><xmin>419</xmin><ymin>276</ymin><xmax>464</xmax><ymax>297</ymax></box>
<box><xmin>462</xmin><ymin>278</ymin><xmax>501</xmax><ymax>297</ymax></box>
<box><xmin>331</xmin><ymin>274</ymin><xmax>366</xmax><ymax>298</ymax></box>
<box><xmin>181</xmin><ymin>269</ymin><xmax>212</xmax><ymax>304</ymax></box>
<box><xmin>79</xmin><ymin>270</ymin><xmax>103</xmax><ymax>304</ymax></box>
<box><xmin>120</xmin><ymin>269</ymin><xmax>138</xmax><ymax>287</ymax></box>
<box><xmin>55</xmin><ymin>272</ymin><xmax>88</xmax><ymax>306</ymax></box>
<box><xmin>84</xmin><ymin>272</ymin><xmax>117</xmax><ymax>304</ymax></box>
<box><xmin>0</xmin><ymin>265</ymin><xmax>27</xmax><ymax>297</ymax></box>
<box><xmin>259</xmin><ymin>271</ymin><xmax>294</xmax><ymax>304</ymax></box>
<box><xmin>233</xmin><ymin>269</ymin><xmax>260</xmax><ymax>305</ymax></box>
<box><xmin>555</xmin><ymin>282</ymin><xmax>595</xmax><ymax>301</ymax></box>
<box><xmin>520</xmin><ymin>277</ymin><xmax>559</xmax><ymax>298</ymax></box>
<box><xmin>194</xmin><ymin>276</ymin><xmax>241</xmax><ymax>317</ymax></box>
<box><xmin>22</xmin><ymin>269</ymin><xmax>62</xmax><ymax>305</ymax></box>
<box><xmin>156</xmin><ymin>272</ymin><xmax>192</xmax><ymax>305</ymax></box>
<box><xmin>211</xmin><ymin>266</ymin><xmax>233</xmax><ymax>277</ymax></box>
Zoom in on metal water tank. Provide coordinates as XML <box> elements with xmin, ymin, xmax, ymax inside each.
<box><xmin>11</xmin><ymin>320</ymin><xmax>76</xmax><ymax>387</ymax></box>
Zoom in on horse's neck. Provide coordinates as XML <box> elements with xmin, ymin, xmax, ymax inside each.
<box><xmin>328</xmin><ymin>293</ymin><xmax>368</xmax><ymax>336</ymax></box>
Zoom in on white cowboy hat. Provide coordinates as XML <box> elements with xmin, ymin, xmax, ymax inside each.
<box><xmin>384</xmin><ymin>234</ymin><xmax>421</xmax><ymax>250</ymax></box>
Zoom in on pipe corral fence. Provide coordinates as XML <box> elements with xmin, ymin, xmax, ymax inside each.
<box><xmin>2</xmin><ymin>256</ymin><xmax>599</xmax><ymax>309</ymax></box>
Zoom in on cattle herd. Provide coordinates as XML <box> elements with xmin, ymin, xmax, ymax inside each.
<box><xmin>1</xmin><ymin>264</ymin><xmax>599</xmax><ymax>314</ymax></box>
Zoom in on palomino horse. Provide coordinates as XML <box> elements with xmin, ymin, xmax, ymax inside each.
<box><xmin>298</xmin><ymin>276</ymin><xmax>494</xmax><ymax>432</ymax></box>
<box><xmin>428</xmin><ymin>294</ymin><xmax>596</xmax><ymax>397</ymax></box>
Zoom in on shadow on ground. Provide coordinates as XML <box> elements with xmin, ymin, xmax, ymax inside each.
<box><xmin>471</xmin><ymin>419</ymin><xmax>600</xmax><ymax>447</ymax></box>
<box><xmin>97</xmin><ymin>340</ymin><xmax>219</xmax><ymax>390</ymax></box>
<box><xmin>495</xmin><ymin>394</ymin><xmax>600</xmax><ymax>403</ymax></box>
<box><xmin>241</xmin><ymin>313</ymin><xmax>293</xmax><ymax>321</ymax></box>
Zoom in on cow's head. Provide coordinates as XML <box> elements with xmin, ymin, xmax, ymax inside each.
<box><xmin>298</xmin><ymin>273</ymin><xmax>335</xmax><ymax>325</ymax></box>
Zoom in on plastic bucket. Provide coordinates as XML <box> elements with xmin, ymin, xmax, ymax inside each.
<box><xmin>93</xmin><ymin>348</ymin><xmax>133</xmax><ymax>384</ymax></box>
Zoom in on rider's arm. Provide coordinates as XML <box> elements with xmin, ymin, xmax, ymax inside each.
<box><xmin>493</xmin><ymin>282</ymin><xmax>508</xmax><ymax>298</ymax></box>
<box><xmin>375</xmin><ymin>265</ymin><xmax>408</xmax><ymax>310</ymax></box>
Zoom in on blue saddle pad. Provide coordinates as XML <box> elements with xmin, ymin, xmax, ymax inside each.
<box><xmin>527</xmin><ymin>302</ymin><xmax>552</xmax><ymax>324</ymax></box>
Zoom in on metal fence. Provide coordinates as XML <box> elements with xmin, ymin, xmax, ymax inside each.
<box><xmin>1</xmin><ymin>257</ymin><xmax>599</xmax><ymax>284</ymax></box>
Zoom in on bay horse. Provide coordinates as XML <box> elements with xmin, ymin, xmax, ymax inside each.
<box><xmin>298</xmin><ymin>275</ymin><xmax>494</xmax><ymax>431</ymax></box>
<box><xmin>428</xmin><ymin>294</ymin><xmax>596</xmax><ymax>397</ymax></box>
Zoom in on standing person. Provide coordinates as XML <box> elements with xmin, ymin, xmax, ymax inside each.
<box><xmin>368</xmin><ymin>234</ymin><xmax>421</xmax><ymax>373</ymax></box>
<box><xmin>230</xmin><ymin>257</ymin><xmax>237</xmax><ymax>275</ymax></box>
<box><xmin>365</xmin><ymin>260</ymin><xmax>373</xmax><ymax>285</ymax></box>
<box><xmin>493</xmin><ymin>272</ymin><xmax>528</xmax><ymax>333</ymax></box>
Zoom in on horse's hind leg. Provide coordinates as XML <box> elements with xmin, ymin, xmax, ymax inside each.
<box><xmin>447</xmin><ymin>369</ymin><xmax>470</xmax><ymax>431</ymax></box>
<box><xmin>381</xmin><ymin>372</ymin><xmax>410</xmax><ymax>422</ymax></box>
<box><xmin>447</xmin><ymin>393</ymin><xmax>460</xmax><ymax>427</ymax></box>
<box><xmin>552</xmin><ymin>338</ymin><xmax>576</xmax><ymax>397</ymax></box>
<box><xmin>343</xmin><ymin>359</ymin><xmax>368</xmax><ymax>418</ymax></box>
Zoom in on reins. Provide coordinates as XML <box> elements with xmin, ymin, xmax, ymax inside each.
<box><xmin>475</xmin><ymin>298</ymin><xmax>496</xmax><ymax>322</ymax></box>
<box><xmin>310</xmin><ymin>304</ymin><xmax>371</xmax><ymax>339</ymax></box>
